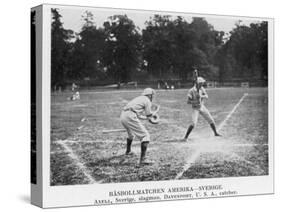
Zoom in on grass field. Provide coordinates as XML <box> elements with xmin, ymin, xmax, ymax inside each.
<box><xmin>50</xmin><ymin>87</ymin><xmax>268</xmax><ymax>185</ymax></box>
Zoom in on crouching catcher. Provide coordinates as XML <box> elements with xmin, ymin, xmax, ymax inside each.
<box><xmin>120</xmin><ymin>88</ymin><xmax>158</xmax><ymax>165</ymax></box>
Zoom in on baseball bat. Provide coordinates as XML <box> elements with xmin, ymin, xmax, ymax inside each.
<box><xmin>193</xmin><ymin>69</ymin><xmax>199</xmax><ymax>92</ymax></box>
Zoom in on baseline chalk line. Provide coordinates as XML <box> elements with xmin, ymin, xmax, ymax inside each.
<box><xmin>175</xmin><ymin>93</ymin><xmax>248</xmax><ymax>180</ymax></box>
<box><xmin>174</xmin><ymin>149</ymin><xmax>201</xmax><ymax>179</ymax></box>
<box><xmin>218</xmin><ymin>93</ymin><xmax>248</xmax><ymax>131</ymax></box>
<box><xmin>57</xmin><ymin>140</ymin><xmax>97</xmax><ymax>184</ymax></box>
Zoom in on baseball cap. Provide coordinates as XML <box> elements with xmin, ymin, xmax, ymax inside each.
<box><xmin>197</xmin><ymin>77</ymin><xmax>206</xmax><ymax>83</ymax></box>
<box><xmin>142</xmin><ymin>88</ymin><xmax>156</xmax><ymax>96</ymax></box>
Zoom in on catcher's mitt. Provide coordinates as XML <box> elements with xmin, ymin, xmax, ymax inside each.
<box><xmin>139</xmin><ymin>104</ymin><xmax>160</xmax><ymax>123</ymax></box>
<box><xmin>149</xmin><ymin>113</ymin><xmax>160</xmax><ymax>124</ymax></box>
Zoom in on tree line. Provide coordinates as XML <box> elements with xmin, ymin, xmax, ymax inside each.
<box><xmin>51</xmin><ymin>8</ymin><xmax>268</xmax><ymax>88</ymax></box>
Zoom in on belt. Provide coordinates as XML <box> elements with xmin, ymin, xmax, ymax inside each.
<box><xmin>123</xmin><ymin>108</ymin><xmax>137</xmax><ymax>114</ymax></box>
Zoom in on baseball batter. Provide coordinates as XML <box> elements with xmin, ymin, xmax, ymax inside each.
<box><xmin>184</xmin><ymin>77</ymin><xmax>221</xmax><ymax>140</ymax></box>
<box><xmin>120</xmin><ymin>88</ymin><xmax>156</xmax><ymax>165</ymax></box>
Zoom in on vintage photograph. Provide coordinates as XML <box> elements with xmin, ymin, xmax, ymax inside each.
<box><xmin>50</xmin><ymin>7</ymin><xmax>269</xmax><ymax>186</ymax></box>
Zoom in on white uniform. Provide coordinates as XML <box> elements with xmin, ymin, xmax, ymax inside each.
<box><xmin>120</xmin><ymin>96</ymin><xmax>152</xmax><ymax>142</ymax></box>
<box><xmin>187</xmin><ymin>86</ymin><xmax>214</xmax><ymax>126</ymax></box>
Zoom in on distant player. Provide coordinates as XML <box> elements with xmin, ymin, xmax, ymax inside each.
<box><xmin>68</xmin><ymin>82</ymin><xmax>80</xmax><ymax>101</ymax></box>
<box><xmin>184</xmin><ymin>77</ymin><xmax>221</xmax><ymax>140</ymax></box>
<box><xmin>164</xmin><ymin>82</ymin><xmax>169</xmax><ymax>90</ymax></box>
<box><xmin>120</xmin><ymin>88</ymin><xmax>156</xmax><ymax>165</ymax></box>
<box><xmin>71</xmin><ymin>82</ymin><xmax>78</xmax><ymax>92</ymax></box>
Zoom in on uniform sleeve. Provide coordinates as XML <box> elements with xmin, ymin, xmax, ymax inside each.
<box><xmin>144</xmin><ymin>98</ymin><xmax>153</xmax><ymax>116</ymax></box>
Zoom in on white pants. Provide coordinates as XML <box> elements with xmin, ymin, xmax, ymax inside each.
<box><xmin>120</xmin><ymin>111</ymin><xmax>150</xmax><ymax>142</ymax></box>
<box><xmin>191</xmin><ymin>105</ymin><xmax>215</xmax><ymax>127</ymax></box>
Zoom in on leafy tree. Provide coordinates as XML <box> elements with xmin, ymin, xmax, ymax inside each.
<box><xmin>165</xmin><ymin>16</ymin><xmax>198</xmax><ymax>80</ymax></box>
<box><xmin>101</xmin><ymin>15</ymin><xmax>142</xmax><ymax>83</ymax></box>
<box><xmin>142</xmin><ymin>15</ymin><xmax>175</xmax><ymax>79</ymax></box>
<box><xmin>255</xmin><ymin>22</ymin><xmax>268</xmax><ymax>80</ymax></box>
<box><xmin>188</xmin><ymin>17</ymin><xmax>223</xmax><ymax>79</ymax></box>
<box><xmin>69</xmin><ymin>11</ymin><xmax>106</xmax><ymax>82</ymax></box>
<box><xmin>143</xmin><ymin>16</ymin><xmax>224</xmax><ymax>81</ymax></box>
<box><xmin>51</xmin><ymin>8</ymin><xmax>74</xmax><ymax>88</ymax></box>
<box><xmin>50</xmin><ymin>10</ymin><xmax>267</xmax><ymax>86</ymax></box>
<box><xmin>217</xmin><ymin>21</ymin><xmax>268</xmax><ymax>80</ymax></box>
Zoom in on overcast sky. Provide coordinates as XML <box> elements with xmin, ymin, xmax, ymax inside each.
<box><xmin>57</xmin><ymin>7</ymin><xmax>262</xmax><ymax>34</ymax></box>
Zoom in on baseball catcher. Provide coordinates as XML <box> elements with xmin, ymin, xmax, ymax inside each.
<box><xmin>120</xmin><ymin>88</ymin><xmax>159</xmax><ymax>165</ymax></box>
<box><xmin>184</xmin><ymin>76</ymin><xmax>221</xmax><ymax>141</ymax></box>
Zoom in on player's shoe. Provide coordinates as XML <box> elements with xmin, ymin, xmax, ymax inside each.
<box><xmin>182</xmin><ymin>137</ymin><xmax>189</xmax><ymax>142</ymax></box>
<box><xmin>125</xmin><ymin>151</ymin><xmax>135</xmax><ymax>156</ymax></box>
<box><xmin>215</xmin><ymin>133</ymin><xmax>222</xmax><ymax>136</ymax></box>
<box><xmin>139</xmin><ymin>157</ymin><xmax>154</xmax><ymax>165</ymax></box>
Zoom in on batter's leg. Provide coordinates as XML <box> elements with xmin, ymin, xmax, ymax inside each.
<box><xmin>200</xmin><ymin>106</ymin><xmax>221</xmax><ymax>136</ymax></box>
<box><xmin>184</xmin><ymin>109</ymin><xmax>199</xmax><ymax>140</ymax></box>
<box><xmin>184</xmin><ymin>125</ymin><xmax>194</xmax><ymax>139</ymax></box>
<box><xmin>210</xmin><ymin>123</ymin><xmax>221</xmax><ymax>136</ymax></box>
